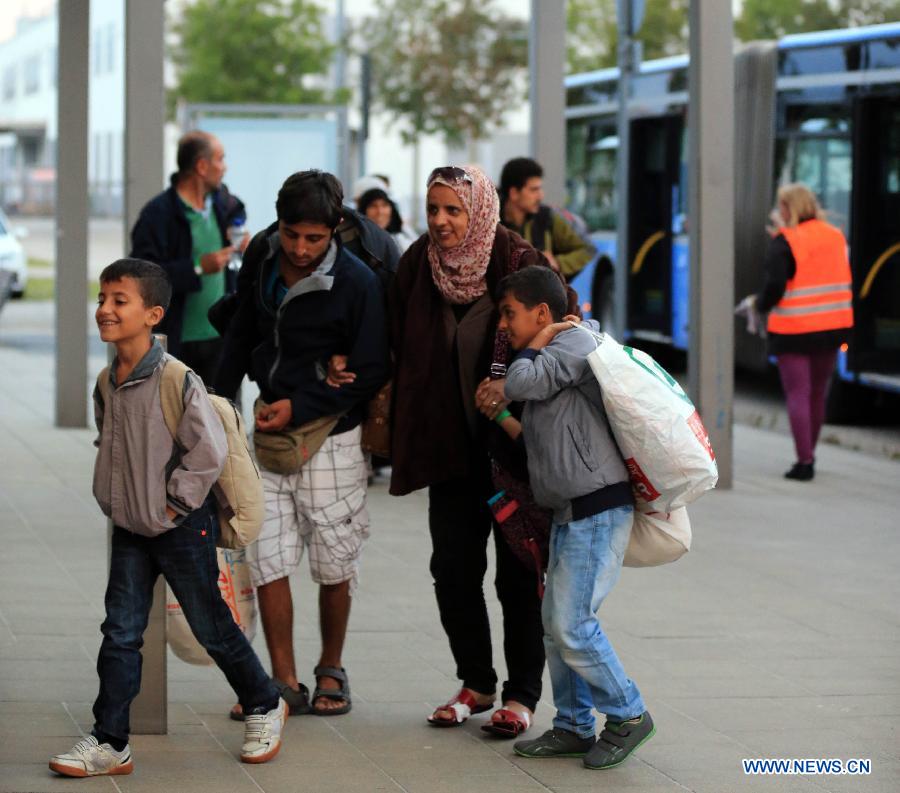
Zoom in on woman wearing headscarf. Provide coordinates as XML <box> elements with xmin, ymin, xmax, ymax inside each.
<box><xmin>388</xmin><ymin>165</ymin><xmax>575</xmax><ymax>738</ymax></box>
<box><xmin>357</xmin><ymin>186</ymin><xmax>418</xmax><ymax>254</ymax></box>
<box><xmin>748</xmin><ymin>183</ymin><xmax>853</xmax><ymax>481</ymax></box>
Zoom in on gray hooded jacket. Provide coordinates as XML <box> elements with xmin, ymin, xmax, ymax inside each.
<box><xmin>93</xmin><ymin>339</ymin><xmax>227</xmax><ymax>536</ymax></box>
<box><xmin>504</xmin><ymin>320</ymin><xmax>630</xmax><ymax>524</ymax></box>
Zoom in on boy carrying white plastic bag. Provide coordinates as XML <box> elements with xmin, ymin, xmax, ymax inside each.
<box><xmin>487</xmin><ymin>265</ymin><xmax>654</xmax><ymax>771</ymax></box>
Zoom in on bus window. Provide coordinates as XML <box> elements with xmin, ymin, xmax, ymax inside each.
<box><xmin>776</xmin><ymin>108</ymin><xmax>852</xmax><ymax>232</ymax></box>
<box><xmin>566</xmin><ymin>118</ymin><xmax>617</xmax><ymax>232</ymax></box>
<box><xmin>779</xmin><ymin>43</ymin><xmax>862</xmax><ymax>76</ymax></box>
<box><xmin>867</xmin><ymin>39</ymin><xmax>900</xmax><ymax>70</ymax></box>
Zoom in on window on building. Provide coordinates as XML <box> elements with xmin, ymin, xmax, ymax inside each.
<box><xmin>93</xmin><ymin>28</ymin><xmax>102</xmax><ymax>75</ymax></box>
<box><xmin>24</xmin><ymin>54</ymin><xmax>41</xmax><ymax>95</ymax></box>
<box><xmin>3</xmin><ymin>66</ymin><xmax>16</xmax><ymax>101</ymax></box>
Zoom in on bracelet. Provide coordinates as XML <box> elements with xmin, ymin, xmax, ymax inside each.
<box><xmin>495</xmin><ymin>409</ymin><xmax>512</xmax><ymax>424</ymax></box>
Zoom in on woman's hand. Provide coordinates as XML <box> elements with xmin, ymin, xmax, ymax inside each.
<box><xmin>255</xmin><ymin>399</ymin><xmax>292</xmax><ymax>432</ymax></box>
<box><xmin>326</xmin><ymin>354</ymin><xmax>356</xmax><ymax>388</ymax></box>
<box><xmin>476</xmin><ymin>377</ymin><xmax>509</xmax><ymax>420</ymax></box>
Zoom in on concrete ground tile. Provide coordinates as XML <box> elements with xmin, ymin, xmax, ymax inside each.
<box><xmin>0</xmin><ymin>711</ymin><xmax>87</xmax><ymax>739</ymax></box>
<box><xmin>821</xmin><ymin>761</ymin><xmax>900</xmax><ymax>793</ymax></box>
<box><xmin>550</xmin><ymin>784</ymin><xmax>685</xmax><ymax>793</ymax></box>
<box><xmin>397</xmin><ymin>774</ymin><xmax>547</xmax><ymax>793</ymax></box>
<box><xmin>674</xmin><ymin>770</ymin><xmax>823</xmax><ymax>792</ymax></box>
<box><xmin>509</xmin><ymin>754</ymin><xmax>671</xmax><ymax>789</ymax></box>
<box><xmin>113</xmin><ymin>752</ymin><xmax>262</xmax><ymax>793</ymax></box>
<box><xmin>0</xmin><ymin>763</ymin><xmax>112</xmax><ymax>793</ymax></box>
<box><xmin>636</xmin><ymin>739</ymin><xmax>752</xmax><ymax>775</ymax></box>
<box><xmin>246</xmin><ymin>752</ymin><xmax>403</xmax><ymax>793</ymax></box>
<box><xmin>728</xmin><ymin>727</ymin><xmax>897</xmax><ymax>765</ymax></box>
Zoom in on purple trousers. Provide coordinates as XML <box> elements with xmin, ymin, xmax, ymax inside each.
<box><xmin>776</xmin><ymin>349</ymin><xmax>838</xmax><ymax>464</ymax></box>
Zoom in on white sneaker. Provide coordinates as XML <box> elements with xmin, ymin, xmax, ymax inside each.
<box><xmin>241</xmin><ymin>698</ymin><xmax>288</xmax><ymax>764</ymax></box>
<box><xmin>49</xmin><ymin>735</ymin><xmax>134</xmax><ymax>777</ymax></box>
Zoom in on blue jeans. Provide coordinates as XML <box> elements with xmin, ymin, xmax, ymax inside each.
<box><xmin>542</xmin><ymin>505</ymin><xmax>645</xmax><ymax>738</ymax></box>
<box><xmin>92</xmin><ymin>501</ymin><xmax>278</xmax><ymax>742</ymax></box>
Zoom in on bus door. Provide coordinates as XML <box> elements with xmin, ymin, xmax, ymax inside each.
<box><xmin>849</xmin><ymin>94</ymin><xmax>900</xmax><ymax>376</ymax></box>
<box><xmin>627</xmin><ymin>114</ymin><xmax>683</xmax><ymax>344</ymax></box>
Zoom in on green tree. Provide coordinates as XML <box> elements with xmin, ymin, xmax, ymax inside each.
<box><xmin>364</xmin><ymin>0</ymin><xmax>528</xmax><ymax>148</ymax></box>
<box><xmin>735</xmin><ymin>0</ymin><xmax>893</xmax><ymax>41</ymax></box>
<box><xmin>169</xmin><ymin>0</ymin><xmax>337</xmax><ymax>106</ymax></box>
<box><xmin>566</xmin><ymin>0</ymin><xmax>689</xmax><ymax>74</ymax></box>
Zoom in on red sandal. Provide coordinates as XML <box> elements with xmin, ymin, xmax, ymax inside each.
<box><xmin>480</xmin><ymin>707</ymin><xmax>532</xmax><ymax>738</ymax></box>
<box><xmin>427</xmin><ymin>689</ymin><xmax>494</xmax><ymax>727</ymax></box>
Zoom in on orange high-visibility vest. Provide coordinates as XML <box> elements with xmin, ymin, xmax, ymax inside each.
<box><xmin>767</xmin><ymin>219</ymin><xmax>854</xmax><ymax>335</ymax></box>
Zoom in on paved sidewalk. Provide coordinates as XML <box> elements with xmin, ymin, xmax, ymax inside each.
<box><xmin>1</xmin><ymin>310</ymin><xmax>899</xmax><ymax>792</ymax></box>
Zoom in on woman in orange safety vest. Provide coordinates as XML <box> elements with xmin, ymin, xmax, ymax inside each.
<box><xmin>752</xmin><ymin>183</ymin><xmax>853</xmax><ymax>481</ymax></box>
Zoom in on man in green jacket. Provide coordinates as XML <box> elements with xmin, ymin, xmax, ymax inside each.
<box><xmin>499</xmin><ymin>157</ymin><xmax>595</xmax><ymax>279</ymax></box>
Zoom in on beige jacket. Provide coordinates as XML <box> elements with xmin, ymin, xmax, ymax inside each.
<box><xmin>93</xmin><ymin>340</ymin><xmax>227</xmax><ymax>536</ymax></box>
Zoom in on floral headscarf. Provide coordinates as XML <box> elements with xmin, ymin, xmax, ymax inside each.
<box><xmin>426</xmin><ymin>165</ymin><xmax>500</xmax><ymax>305</ymax></box>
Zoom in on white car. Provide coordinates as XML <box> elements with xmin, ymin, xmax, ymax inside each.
<box><xmin>0</xmin><ymin>209</ymin><xmax>27</xmax><ymax>298</ymax></box>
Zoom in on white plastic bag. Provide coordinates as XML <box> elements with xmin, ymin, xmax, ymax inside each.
<box><xmin>166</xmin><ymin>547</ymin><xmax>257</xmax><ymax>666</ymax></box>
<box><xmin>579</xmin><ymin>327</ymin><xmax>718</xmax><ymax>512</ymax></box>
<box><xmin>624</xmin><ymin>506</ymin><xmax>692</xmax><ymax>567</ymax></box>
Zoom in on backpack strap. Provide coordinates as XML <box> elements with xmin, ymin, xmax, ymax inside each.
<box><xmin>96</xmin><ymin>367</ymin><xmax>111</xmax><ymax>409</ymax></box>
<box><xmin>159</xmin><ymin>358</ymin><xmax>190</xmax><ymax>440</ymax></box>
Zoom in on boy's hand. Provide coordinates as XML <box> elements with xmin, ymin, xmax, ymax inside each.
<box><xmin>256</xmin><ymin>399</ymin><xmax>292</xmax><ymax>432</ymax></box>
<box><xmin>165</xmin><ymin>505</ymin><xmax>177</xmax><ymax>522</ymax></box>
<box><xmin>326</xmin><ymin>354</ymin><xmax>356</xmax><ymax>388</ymax></box>
<box><xmin>476</xmin><ymin>377</ymin><xmax>508</xmax><ymax>420</ymax></box>
<box><xmin>199</xmin><ymin>247</ymin><xmax>234</xmax><ymax>274</ymax></box>
<box><xmin>529</xmin><ymin>318</ymin><xmax>581</xmax><ymax>350</ymax></box>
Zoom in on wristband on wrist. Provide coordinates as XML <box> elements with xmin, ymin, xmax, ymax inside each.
<box><xmin>495</xmin><ymin>409</ymin><xmax>512</xmax><ymax>424</ymax></box>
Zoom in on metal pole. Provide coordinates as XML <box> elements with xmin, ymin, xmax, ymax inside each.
<box><xmin>613</xmin><ymin>6</ymin><xmax>635</xmax><ymax>341</ymax></box>
<box><xmin>528</xmin><ymin>0</ymin><xmax>566</xmax><ymax>205</ymax></box>
<box><xmin>688</xmin><ymin>0</ymin><xmax>734</xmax><ymax>487</ymax></box>
<box><xmin>124</xmin><ymin>0</ymin><xmax>168</xmax><ymax>734</ymax></box>
<box><xmin>359</xmin><ymin>53</ymin><xmax>371</xmax><ymax>178</ymax></box>
<box><xmin>55</xmin><ymin>0</ymin><xmax>90</xmax><ymax>428</ymax></box>
<box><xmin>335</xmin><ymin>0</ymin><xmax>351</xmax><ymax>189</ymax></box>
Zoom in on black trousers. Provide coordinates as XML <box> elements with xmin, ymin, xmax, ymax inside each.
<box><xmin>180</xmin><ymin>337</ymin><xmax>223</xmax><ymax>388</ymax></box>
<box><xmin>428</xmin><ymin>456</ymin><xmax>544</xmax><ymax>711</ymax></box>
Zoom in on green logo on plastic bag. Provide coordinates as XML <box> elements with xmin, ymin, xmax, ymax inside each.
<box><xmin>623</xmin><ymin>346</ymin><xmax>694</xmax><ymax>406</ymax></box>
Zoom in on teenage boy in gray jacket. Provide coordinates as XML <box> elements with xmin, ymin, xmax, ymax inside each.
<box><xmin>49</xmin><ymin>259</ymin><xmax>286</xmax><ymax>778</ymax></box>
<box><xmin>489</xmin><ymin>266</ymin><xmax>654</xmax><ymax>771</ymax></box>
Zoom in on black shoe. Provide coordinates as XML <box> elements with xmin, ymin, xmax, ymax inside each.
<box><xmin>784</xmin><ymin>462</ymin><xmax>814</xmax><ymax>481</ymax></box>
<box><xmin>583</xmin><ymin>711</ymin><xmax>655</xmax><ymax>770</ymax></box>
<box><xmin>514</xmin><ymin>728</ymin><xmax>595</xmax><ymax>758</ymax></box>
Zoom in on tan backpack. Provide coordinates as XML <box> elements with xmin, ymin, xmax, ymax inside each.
<box><xmin>96</xmin><ymin>358</ymin><xmax>265</xmax><ymax>549</ymax></box>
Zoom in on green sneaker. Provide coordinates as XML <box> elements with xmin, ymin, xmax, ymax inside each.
<box><xmin>583</xmin><ymin>711</ymin><xmax>655</xmax><ymax>770</ymax></box>
<box><xmin>514</xmin><ymin>728</ymin><xmax>595</xmax><ymax>759</ymax></box>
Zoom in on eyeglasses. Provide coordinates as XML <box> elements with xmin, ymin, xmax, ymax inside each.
<box><xmin>427</xmin><ymin>166</ymin><xmax>473</xmax><ymax>186</ymax></box>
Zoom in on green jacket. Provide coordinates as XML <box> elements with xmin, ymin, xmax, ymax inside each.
<box><xmin>503</xmin><ymin>205</ymin><xmax>595</xmax><ymax>278</ymax></box>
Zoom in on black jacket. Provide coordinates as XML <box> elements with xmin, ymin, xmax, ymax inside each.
<box><xmin>214</xmin><ymin>230</ymin><xmax>390</xmax><ymax>435</ymax></box>
<box><xmin>129</xmin><ymin>177</ymin><xmax>246</xmax><ymax>356</ymax></box>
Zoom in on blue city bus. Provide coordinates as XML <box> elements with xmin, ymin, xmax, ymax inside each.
<box><xmin>565</xmin><ymin>23</ymin><xmax>900</xmax><ymax>418</ymax></box>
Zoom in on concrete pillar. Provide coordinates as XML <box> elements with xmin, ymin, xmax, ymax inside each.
<box><xmin>529</xmin><ymin>0</ymin><xmax>566</xmax><ymax>205</ymax></box>
<box><xmin>688</xmin><ymin>0</ymin><xmax>734</xmax><ymax>487</ymax></box>
<box><xmin>55</xmin><ymin>1</ymin><xmax>90</xmax><ymax>428</ymax></box>
<box><xmin>124</xmin><ymin>0</ymin><xmax>168</xmax><ymax>735</ymax></box>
